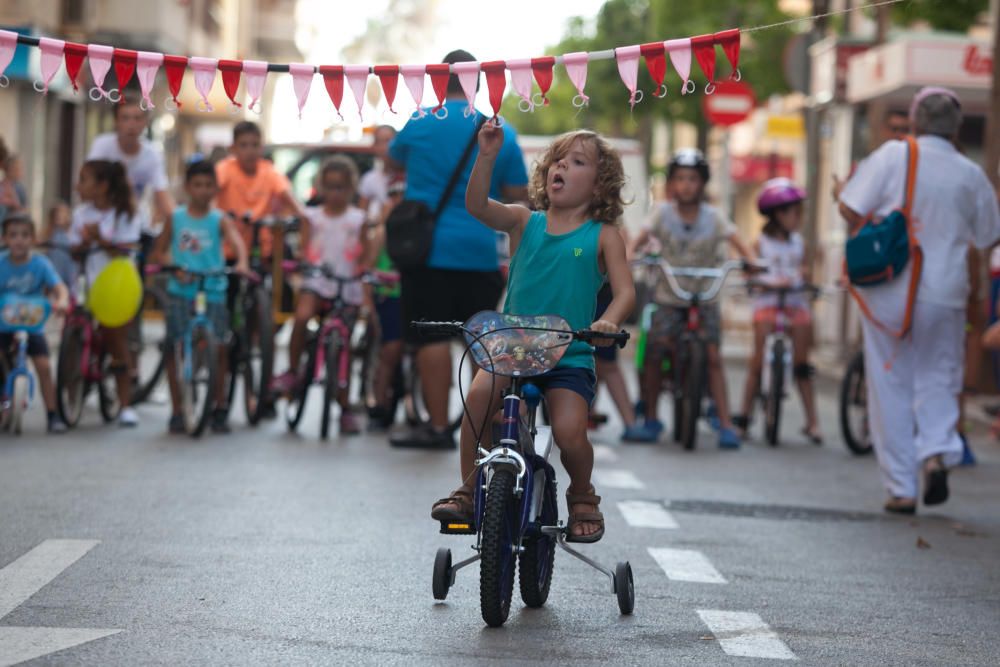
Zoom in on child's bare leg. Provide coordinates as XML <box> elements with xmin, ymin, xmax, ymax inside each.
<box><xmin>707</xmin><ymin>343</ymin><xmax>733</xmax><ymax>430</ymax></box>
<box><xmin>31</xmin><ymin>355</ymin><xmax>57</xmax><ymax>412</ymax></box>
<box><xmin>374</xmin><ymin>339</ymin><xmax>403</xmax><ymax>407</ymax></box>
<box><xmin>792</xmin><ymin>322</ymin><xmax>820</xmax><ymax>435</ymax></box>
<box><xmin>288</xmin><ymin>293</ymin><xmax>318</xmax><ymax>373</ymax></box>
<box><xmin>549</xmin><ymin>388</ymin><xmax>600</xmax><ymax>539</ymax></box>
<box><xmin>165</xmin><ymin>351</ymin><xmax>181</xmax><ymax>414</ymax></box>
<box><xmin>641</xmin><ymin>342</ymin><xmax>666</xmax><ymax>422</ymax></box>
<box><xmin>107</xmin><ymin>325</ymin><xmax>132</xmax><ymax>406</ymax></box>
<box><xmin>740</xmin><ymin>321</ymin><xmax>770</xmax><ymax>421</ymax></box>
<box><xmin>596</xmin><ymin>358</ymin><xmax>636</xmax><ymax>425</ymax></box>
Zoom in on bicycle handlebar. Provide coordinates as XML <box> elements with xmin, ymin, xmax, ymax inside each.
<box><xmin>281</xmin><ymin>260</ymin><xmax>398</xmax><ymax>288</ymax></box>
<box><xmin>634</xmin><ymin>256</ymin><xmax>749</xmax><ymax>303</ymax></box>
<box><xmin>412</xmin><ymin>321</ymin><xmax>631</xmax><ymax>349</ymax></box>
<box><xmin>145</xmin><ymin>264</ymin><xmax>260</xmax><ymax>284</ymax></box>
<box><xmin>231</xmin><ymin>212</ymin><xmax>301</xmax><ymax>231</ymax></box>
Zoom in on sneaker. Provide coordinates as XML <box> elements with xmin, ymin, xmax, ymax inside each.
<box><xmin>959</xmin><ymin>433</ymin><xmax>977</xmax><ymax>467</ymax></box>
<box><xmin>270</xmin><ymin>371</ymin><xmax>296</xmax><ymax>396</ymax></box>
<box><xmin>706</xmin><ymin>402</ymin><xmax>721</xmax><ymax>432</ymax></box>
<box><xmin>168</xmin><ymin>414</ymin><xmax>185</xmax><ymax>434</ymax></box>
<box><xmin>389</xmin><ymin>423</ymin><xmax>455</xmax><ymax>449</ymax></box>
<box><xmin>210</xmin><ymin>408</ymin><xmax>230</xmax><ymax>434</ymax></box>
<box><xmin>718</xmin><ymin>426</ymin><xmax>741</xmax><ymax>449</ymax></box>
<box><xmin>47</xmin><ymin>415</ymin><xmax>68</xmax><ymax>434</ymax></box>
<box><xmin>119</xmin><ymin>407</ymin><xmax>139</xmax><ymax>428</ymax></box>
<box><xmin>646</xmin><ymin>418</ymin><xmax>665</xmax><ymax>436</ymax></box>
<box><xmin>367</xmin><ymin>405</ymin><xmax>393</xmax><ymax>431</ymax></box>
<box><xmin>339</xmin><ymin>411</ymin><xmax>361</xmax><ymax>435</ymax></box>
<box><xmin>622</xmin><ymin>422</ymin><xmax>659</xmax><ymax>443</ymax></box>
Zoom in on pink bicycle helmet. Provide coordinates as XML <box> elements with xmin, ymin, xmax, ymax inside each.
<box><xmin>757</xmin><ymin>178</ymin><xmax>806</xmax><ymax>215</ymax></box>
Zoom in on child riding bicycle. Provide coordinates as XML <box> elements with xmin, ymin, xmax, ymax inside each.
<box><xmin>272</xmin><ymin>156</ymin><xmax>372</xmax><ymax>435</ymax></box>
<box><xmin>631</xmin><ymin>148</ymin><xmax>754</xmax><ymax>449</ymax></box>
<box><xmin>734</xmin><ymin>178</ymin><xmax>822</xmax><ymax>443</ymax></box>
<box><xmin>430</xmin><ymin>126</ymin><xmax>636</xmax><ymax>543</ymax></box>
<box><xmin>0</xmin><ymin>214</ymin><xmax>70</xmax><ymax>433</ymax></box>
<box><xmin>150</xmin><ymin>161</ymin><xmax>250</xmax><ymax>434</ymax></box>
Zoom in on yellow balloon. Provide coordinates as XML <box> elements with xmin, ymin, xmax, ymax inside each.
<box><xmin>89</xmin><ymin>258</ymin><xmax>143</xmax><ymax>328</ymax></box>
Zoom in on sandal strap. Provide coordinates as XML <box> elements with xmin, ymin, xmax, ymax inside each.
<box><xmin>432</xmin><ymin>487</ymin><xmax>474</xmax><ymax>511</ymax></box>
<box><xmin>566</xmin><ymin>493</ymin><xmax>601</xmax><ymax>505</ymax></box>
<box><xmin>568</xmin><ymin>511</ymin><xmax>604</xmax><ymax>522</ymax></box>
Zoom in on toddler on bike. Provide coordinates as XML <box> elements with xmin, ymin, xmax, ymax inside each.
<box><xmin>632</xmin><ymin>149</ymin><xmax>753</xmax><ymax>449</ymax></box>
<box><xmin>273</xmin><ymin>156</ymin><xmax>372</xmax><ymax>435</ymax></box>
<box><xmin>431</xmin><ymin>127</ymin><xmax>636</xmax><ymax>543</ymax></box>
<box><xmin>735</xmin><ymin>179</ymin><xmax>822</xmax><ymax>443</ymax></box>
<box><xmin>0</xmin><ymin>214</ymin><xmax>70</xmax><ymax>432</ymax></box>
<box><xmin>68</xmin><ymin>160</ymin><xmax>142</xmax><ymax>427</ymax></box>
<box><xmin>151</xmin><ymin>161</ymin><xmax>250</xmax><ymax>434</ymax></box>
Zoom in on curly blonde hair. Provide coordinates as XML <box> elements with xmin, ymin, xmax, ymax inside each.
<box><xmin>528</xmin><ymin>130</ymin><xmax>626</xmax><ymax>225</ymax></box>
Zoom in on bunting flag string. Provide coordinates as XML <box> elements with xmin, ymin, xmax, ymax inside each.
<box><xmin>0</xmin><ymin>0</ymin><xmax>906</xmax><ymax>120</ymax></box>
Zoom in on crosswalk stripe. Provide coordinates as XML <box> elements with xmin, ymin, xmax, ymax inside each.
<box><xmin>593</xmin><ymin>469</ymin><xmax>644</xmax><ymax>490</ymax></box>
<box><xmin>618</xmin><ymin>500</ymin><xmax>678</xmax><ymax>529</ymax></box>
<box><xmin>697</xmin><ymin>609</ymin><xmax>798</xmax><ymax>660</ymax></box>
<box><xmin>647</xmin><ymin>547</ymin><xmax>727</xmax><ymax>584</ymax></box>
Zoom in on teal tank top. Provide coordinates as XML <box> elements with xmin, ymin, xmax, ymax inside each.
<box><xmin>167</xmin><ymin>206</ymin><xmax>227</xmax><ymax>303</ymax></box>
<box><xmin>503</xmin><ymin>211</ymin><xmax>605</xmax><ymax>370</ymax></box>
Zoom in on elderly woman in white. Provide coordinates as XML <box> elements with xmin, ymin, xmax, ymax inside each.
<box><xmin>839</xmin><ymin>87</ymin><xmax>1000</xmax><ymax>514</ymax></box>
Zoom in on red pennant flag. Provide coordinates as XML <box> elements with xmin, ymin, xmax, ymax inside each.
<box><xmin>640</xmin><ymin>42</ymin><xmax>667</xmax><ymax>94</ymax></box>
<box><xmin>531</xmin><ymin>56</ymin><xmax>555</xmax><ymax>105</ymax></box>
<box><xmin>319</xmin><ymin>65</ymin><xmax>345</xmax><ymax>118</ymax></box>
<box><xmin>481</xmin><ymin>60</ymin><xmax>507</xmax><ymax>118</ymax></box>
<box><xmin>164</xmin><ymin>55</ymin><xmax>187</xmax><ymax>107</ymax></box>
<box><xmin>714</xmin><ymin>29</ymin><xmax>741</xmax><ymax>79</ymax></box>
<box><xmin>218</xmin><ymin>59</ymin><xmax>243</xmax><ymax>107</ymax></box>
<box><xmin>113</xmin><ymin>48</ymin><xmax>137</xmax><ymax>102</ymax></box>
<box><xmin>691</xmin><ymin>34</ymin><xmax>717</xmax><ymax>85</ymax></box>
<box><xmin>373</xmin><ymin>65</ymin><xmax>399</xmax><ymax>113</ymax></box>
<box><xmin>426</xmin><ymin>63</ymin><xmax>451</xmax><ymax>112</ymax></box>
<box><xmin>63</xmin><ymin>42</ymin><xmax>87</xmax><ymax>92</ymax></box>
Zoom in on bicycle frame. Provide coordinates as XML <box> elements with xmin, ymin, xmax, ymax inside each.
<box><xmin>2</xmin><ymin>333</ymin><xmax>35</xmax><ymax>406</ymax></box>
<box><xmin>311</xmin><ymin>313</ymin><xmax>353</xmax><ymax>388</ymax></box>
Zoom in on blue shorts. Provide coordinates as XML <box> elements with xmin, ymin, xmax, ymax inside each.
<box><xmin>528</xmin><ymin>366</ymin><xmax>597</xmax><ymax>406</ymax></box>
<box><xmin>165</xmin><ymin>295</ymin><xmax>229</xmax><ymax>345</ymax></box>
<box><xmin>0</xmin><ymin>332</ymin><xmax>48</xmax><ymax>357</ymax></box>
<box><xmin>376</xmin><ymin>295</ymin><xmax>402</xmax><ymax>343</ymax></box>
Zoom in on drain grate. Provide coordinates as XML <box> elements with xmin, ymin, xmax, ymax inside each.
<box><xmin>668</xmin><ymin>499</ymin><xmax>882</xmax><ymax>523</ymax></box>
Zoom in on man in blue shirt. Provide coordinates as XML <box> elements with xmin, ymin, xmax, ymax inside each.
<box><xmin>388</xmin><ymin>49</ymin><xmax>529</xmax><ymax>448</ymax></box>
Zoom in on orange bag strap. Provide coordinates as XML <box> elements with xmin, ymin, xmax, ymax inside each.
<box><xmin>846</xmin><ymin>136</ymin><xmax>922</xmax><ymax>340</ymax></box>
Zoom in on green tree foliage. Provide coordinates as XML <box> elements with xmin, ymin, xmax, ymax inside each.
<box><xmin>502</xmin><ymin>0</ymin><xmax>793</xmax><ymax>141</ymax></box>
<box><xmin>890</xmin><ymin>0</ymin><xmax>989</xmax><ymax>33</ymax></box>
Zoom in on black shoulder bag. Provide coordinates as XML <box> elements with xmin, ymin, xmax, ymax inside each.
<box><xmin>386</xmin><ymin>115</ymin><xmax>486</xmax><ymax>270</ymax></box>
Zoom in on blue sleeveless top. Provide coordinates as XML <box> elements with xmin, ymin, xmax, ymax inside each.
<box><xmin>167</xmin><ymin>206</ymin><xmax>226</xmax><ymax>303</ymax></box>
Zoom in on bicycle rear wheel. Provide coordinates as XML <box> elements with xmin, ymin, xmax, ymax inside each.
<box><xmin>518</xmin><ymin>468</ymin><xmax>557</xmax><ymax>608</ymax></box>
<box><xmin>839</xmin><ymin>351</ymin><xmax>872</xmax><ymax>455</ymax></box>
<box><xmin>286</xmin><ymin>337</ymin><xmax>316</xmax><ymax>433</ymax></box>
<box><xmin>129</xmin><ymin>285</ymin><xmax>168</xmax><ymax>405</ymax></box>
<box><xmin>180</xmin><ymin>328</ymin><xmax>217</xmax><ymax>438</ymax></box>
<box><xmin>56</xmin><ymin>322</ymin><xmax>89</xmax><ymax>428</ymax></box>
<box><xmin>764</xmin><ymin>340</ymin><xmax>785</xmax><ymax>447</ymax></box>
<box><xmin>98</xmin><ymin>349</ymin><xmax>122</xmax><ymax>424</ymax></box>
<box><xmin>678</xmin><ymin>341</ymin><xmax>704</xmax><ymax>451</ymax></box>
<box><xmin>480</xmin><ymin>469</ymin><xmax>518</xmax><ymax>627</ymax></box>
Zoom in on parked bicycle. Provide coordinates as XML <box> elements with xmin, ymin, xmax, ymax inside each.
<box><xmin>418</xmin><ymin>311</ymin><xmax>635</xmax><ymax>627</ymax></box>
<box><xmin>0</xmin><ymin>295</ymin><xmax>51</xmax><ymax>434</ymax></box>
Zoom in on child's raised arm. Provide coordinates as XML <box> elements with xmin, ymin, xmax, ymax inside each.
<box><xmin>465</xmin><ymin>123</ymin><xmax>530</xmax><ymax>234</ymax></box>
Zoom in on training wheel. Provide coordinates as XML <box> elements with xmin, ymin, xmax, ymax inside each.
<box><xmin>433</xmin><ymin>547</ymin><xmax>452</xmax><ymax>600</ymax></box>
<box><xmin>615</xmin><ymin>561</ymin><xmax>635</xmax><ymax>615</ymax></box>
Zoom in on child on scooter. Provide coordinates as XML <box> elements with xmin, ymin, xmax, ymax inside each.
<box><xmin>430</xmin><ymin>127</ymin><xmax>635</xmax><ymax>543</ymax></box>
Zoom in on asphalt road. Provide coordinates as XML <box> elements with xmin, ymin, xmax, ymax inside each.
<box><xmin>1</xmin><ymin>361</ymin><xmax>999</xmax><ymax>666</ymax></box>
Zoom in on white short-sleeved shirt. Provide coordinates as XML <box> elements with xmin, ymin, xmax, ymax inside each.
<box><xmin>68</xmin><ymin>203</ymin><xmax>141</xmax><ymax>286</ymax></box>
<box><xmin>358</xmin><ymin>167</ymin><xmax>389</xmax><ymax>208</ymax></box>
<box><xmin>754</xmin><ymin>232</ymin><xmax>807</xmax><ymax>311</ymax></box>
<box><xmin>87</xmin><ymin>133</ymin><xmax>169</xmax><ymax>231</ymax></box>
<box><xmin>302</xmin><ymin>205</ymin><xmax>366</xmax><ymax>304</ymax></box>
<box><xmin>841</xmin><ymin>135</ymin><xmax>1000</xmax><ymax>309</ymax></box>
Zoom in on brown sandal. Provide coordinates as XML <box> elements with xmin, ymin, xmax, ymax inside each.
<box><xmin>565</xmin><ymin>486</ymin><xmax>605</xmax><ymax>543</ymax></box>
<box><xmin>431</xmin><ymin>485</ymin><xmax>475</xmax><ymax>523</ymax></box>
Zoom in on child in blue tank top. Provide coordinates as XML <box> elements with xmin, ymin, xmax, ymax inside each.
<box><xmin>151</xmin><ymin>161</ymin><xmax>249</xmax><ymax>434</ymax></box>
<box><xmin>430</xmin><ymin>127</ymin><xmax>636</xmax><ymax>543</ymax></box>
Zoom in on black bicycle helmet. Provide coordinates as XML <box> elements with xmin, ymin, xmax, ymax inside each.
<box><xmin>667</xmin><ymin>148</ymin><xmax>710</xmax><ymax>183</ymax></box>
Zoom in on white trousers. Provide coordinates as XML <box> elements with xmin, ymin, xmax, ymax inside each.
<box><xmin>861</xmin><ymin>299</ymin><xmax>965</xmax><ymax>499</ymax></box>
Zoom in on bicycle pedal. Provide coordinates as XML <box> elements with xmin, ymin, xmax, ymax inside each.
<box><xmin>439</xmin><ymin>521</ymin><xmax>476</xmax><ymax>535</ymax></box>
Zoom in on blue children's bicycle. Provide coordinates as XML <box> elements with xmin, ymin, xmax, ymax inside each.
<box><xmin>0</xmin><ymin>294</ymin><xmax>51</xmax><ymax>435</ymax></box>
<box><xmin>414</xmin><ymin>311</ymin><xmax>635</xmax><ymax>627</ymax></box>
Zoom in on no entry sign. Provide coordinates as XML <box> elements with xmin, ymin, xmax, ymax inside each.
<box><xmin>703</xmin><ymin>81</ymin><xmax>756</xmax><ymax>127</ymax></box>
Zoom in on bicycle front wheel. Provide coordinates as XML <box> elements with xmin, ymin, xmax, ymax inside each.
<box><xmin>286</xmin><ymin>337</ymin><xmax>316</xmax><ymax>433</ymax></box>
<box><xmin>321</xmin><ymin>332</ymin><xmax>343</xmax><ymax>440</ymax></box>
<box><xmin>181</xmin><ymin>328</ymin><xmax>217</xmax><ymax>438</ymax></box>
<box><xmin>248</xmin><ymin>285</ymin><xmax>274</xmax><ymax>424</ymax></box>
<box><xmin>764</xmin><ymin>340</ymin><xmax>785</xmax><ymax>447</ymax></box>
<box><xmin>480</xmin><ymin>469</ymin><xmax>518</xmax><ymax>627</ymax></box>
<box><xmin>56</xmin><ymin>322</ymin><xmax>89</xmax><ymax>427</ymax></box>
<box><xmin>678</xmin><ymin>341</ymin><xmax>704</xmax><ymax>451</ymax></box>
<box><xmin>129</xmin><ymin>285</ymin><xmax>168</xmax><ymax>405</ymax></box>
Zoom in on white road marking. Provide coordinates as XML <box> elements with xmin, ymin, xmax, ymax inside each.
<box><xmin>647</xmin><ymin>547</ymin><xmax>727</xmax><ymax>584</ymax></box>
<box><xmin>697</xmin><ymin>610</ymin><xmax>798</xmax><ymax>661</ymax></box>
<box><xmin>593</xmin><ymin>469</ymin><xmax>644</xmax><ymax>490</ymax></box>
<box><xmin>618</xmin><ymin>500</ymin><xmax>678</xmax><ymax>529</ymax></box>
<box><xmin>0</xmin><ymin>540</ymin><xmax>121</xmax><ymax>665</ymax></box>
<box><xmin>0</xmin><ymin>540</ymin><xmax>100</xmax><ymax>619</ymax></box>
<box><xmin>592</xmin><ymin>444</ymin><xmax>619</xmax><ymax>463</ymax></box>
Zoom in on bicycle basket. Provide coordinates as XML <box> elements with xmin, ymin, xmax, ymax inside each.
<box><xmin>463</xmin><ymin>310</ymin><xmax>573</xmax><ymax>377</ymax></box>
<box><xmin>0</xmin><ymin>294</ymin><xmax>51</xmax><ymax>334</ymax></box>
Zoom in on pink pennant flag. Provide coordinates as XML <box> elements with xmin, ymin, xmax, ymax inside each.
<box><xmin>344</xmin><ymin>65</ymin><xmax>370</xmax><ymax>120</ymax></box>
<box><xmin>242</xmin><ymin>60</ymin><xmax>268</xmax><ymax>113</ymax></box>
<box><xmin>0</xmin><ymin>30</ymin><xmax>17</xmax><ymax>86</ymax></box>
<box><xmin>665</xmin><ymin>38</ymin><xmax>694</xmax><ymax>95</ymax></box>
<box><xmin>506</xmin><ymin>58</ymin><xmax>535</xmax><ymax>112</ymax></box>
<box><xmin>615</xmin><ymin>45</ymin><xmax>641</xmax><ymax>108</ymax></box>
<box><xmin>562</xmin><ymin>52</ymin><xmax>590</xmax><ymax>107</ymax></box>
<box><xmin>451</xmin><ymin>61</ymin><xmax>480</xmax><ymax>117</ymax></box>
<box><xmin>288</xmin><ymin>63</ymin><xmax>315</xmax><ymax>118</ymax></box>
<box><xmin>36</xmin><ymin>38</ymin><xmax>65</xmax><ymax>94</ymax></box>
<box><xmin>135</xmin><ymin>51</ymin><xmax>163</xmax><ymax>109</ymax></box>
<box><xmin>400</xmin><ymin>64</ymin><xmax>426</xmax><ymax>117</ymax></box>
<box><xmin>87</xmin><ymin>44</ymin><xmax>115</xmax><ymax>101</ymax></box>
<box><xmin>188</xmin><ymin>56</ymin><xmax>218</xmax><ymax>111</ymax></box>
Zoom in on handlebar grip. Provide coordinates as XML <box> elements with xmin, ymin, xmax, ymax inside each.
<box><xmin>411</xmin><ymin>320</ymin><xmax>462</xmax><ymax>337</ymax></box>
<box><xmin>577</xmin><ymin>329</ymin><xmax>631</xmax><ymax>349</ymax></box>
